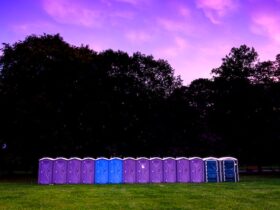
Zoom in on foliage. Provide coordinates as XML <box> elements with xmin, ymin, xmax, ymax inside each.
<box><xmin>0</xmin><ymin>34</ymin><xmax>280</xmax><ymax>174</ymax></box>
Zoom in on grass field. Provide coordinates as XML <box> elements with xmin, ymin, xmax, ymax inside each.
<box><xmin>0</xmin><ymin>175</ymin><xmax>280</xmax><ymax>210</ymax></box>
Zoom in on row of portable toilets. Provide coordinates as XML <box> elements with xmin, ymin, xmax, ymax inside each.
<box><xmin>38</xmin><ymin>157</ymin><xmax>239</xmax><ymax>185</ymax></box>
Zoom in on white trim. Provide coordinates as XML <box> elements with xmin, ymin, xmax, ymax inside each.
<box><xmin>96</xmin><ymin>157</ymin><xmax>109</xmax><ymax>160</ymax></box>
<box><xmin>189</xmin><ymin>157</ymin><xmax>203</xmax><ymax>160</ymax></box>
<box><xmin>219</xmin><ymin>157</ymin><xmax>237</xmax><ymax>160</ymax></box>
<box><xmin>39</xmin><ymin>157</ymin><xmax>54</xmax><ymax>161</ymax></box>
<box><xmin>69</xmin><ymin>157</ymin><xmax>82</xmax><ymax>160</ymax></box>
<box><xmin>150</xmin><ymin>157</ymin><xmax>162</xmax><ymax>160</ymax></box>
<box><xmin>136</xmin><ymin>157</ymin><xmax>149</xmax><ymax>160</ymax></box>
<box><xmin>54</xmin><ymin>157</ymin><xmax>68</xmax><ymax>160</ymax></box>
<box><xmin>123</xmin><ymin>157</ymin><xmax>136</xmax><ymax>160</ymax></box>
<box><xmin>163</xmin><ymin>157</ymin><xmax>176</xmax><ymax>160</ymax></box>
<box><xmin>203</xmin><ymin>157</ymin><xmax>218</xmax><ymax>161</ymax></box>
<box><xmin>176</xmin><ymin>157</ymin><xmax>189</xmax><ymax>160</ymax></box>
<box><xmin>110</xmin><ymin>157</ymin><xmax>122</xmax><ymax>160</ymax></box>
<box><xmin>82</xmin><ymin>157</ymin><xmax>95</xmax><ymax>160</ymax></box>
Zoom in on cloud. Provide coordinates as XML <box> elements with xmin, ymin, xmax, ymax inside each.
<box><xmin>196</xmin><ymin>0</ymin><xmax>238</xmax><ymax>24</ymax></box>
<box><xmin>42</xmin><ymin>0</ymin><xmax>101</xmax><ymax>27</ymax></box>
<box><xmin>251</xmin><ymin>12</ymin><xmax>280</xmax><ymax>44</ymax></box>
<box><xmin>114</xmin><ymin>0</ymin><xmax>150</xmax><ymax>6</ymax></box>
<box><xmin>125</xmin><ymin>31</ymin><xmax>152</xmax><ymax>43</ymax></box>
<box><xmin>154</xmin><ymin>36</ymin><xmax>189</xmax><ymax>58</ymax></box>
<box><xmin>11</xmin><ymin>22</ymin><xmax>58</xmax><ymax>36</ymax></box>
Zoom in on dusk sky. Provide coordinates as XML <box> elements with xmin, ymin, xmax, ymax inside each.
<box><xmin>1</xmin><ymin>0</ymin><xmax>280</xmax><ymax>84</ymax></box>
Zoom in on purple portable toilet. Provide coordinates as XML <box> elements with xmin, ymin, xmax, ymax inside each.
<box><xmin>67</xmin><ymin>157</ymin><xmax>82</xmax><ymax>184</ymax></box>
<box><xmin>136</xmin><ymin>157</ymin><xmax>150</xmax><ymax>183</ymax></box>
<box><xmin>176</xmin><ymin>157</ymin><xmax>190</xmax><ymax>183</ymax></box>
<box><xmin>81</xmin><ymin>158</ymin><xmax>95</xmax><ymax>184</ymax></box>
<box><xmin>53</xmin><ymin>157</ymin><xmax>68</xmax><ymax>184</ymax></box>
<box><xmin>38</xmin><ymin>157</ymin><xmax>53</xmax><ymax>184</ymax></box>
<box><xmin>123</xmin><ymin>157</ymin><xmax>136</xmax><ymax>184</ymax></box>
<box><xmin>150</xmin><ymin>157</ymin><xmax>163</xmax><ymax>183</ymax></box>
<box><xmin>163</xmin><ymin>157</ymin><xmax>176</xmax><ymax>183</ymax></box>
<box><xmin>190</xmin><ymin>157</ymin><xmax>204</xmax><ymax>183</ymax></box>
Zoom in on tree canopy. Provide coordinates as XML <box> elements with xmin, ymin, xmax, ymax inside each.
<box><xmin>0</xmin><ymin>34</ymin><xmax>279</xmax><ymax>175</ymax></box>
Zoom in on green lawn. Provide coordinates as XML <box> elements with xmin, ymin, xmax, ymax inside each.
<box><xmin>0</xmin><ymin>176</ymin><xmax>279</xmax><ymax>210</ymax></box>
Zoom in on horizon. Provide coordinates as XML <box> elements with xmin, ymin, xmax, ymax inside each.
<box><xmin>1</xmin><ymin>0</ymin><xmax>280</xmax><ymax>85</ymax></box>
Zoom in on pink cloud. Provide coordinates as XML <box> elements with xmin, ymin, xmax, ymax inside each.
<box><xmin>196</xmin><ymin>0</ymin><xmax>238</xmax><ymax>24</ymax></box>
<box><xmin>251</xmin><ymin>12</ymin><xmax>280</xmax><ymax>44</ymax></box>
<box><xmin>157</xmin><ymin>18</ymin><xmax>194</xmax><ymax>35</ymax></box>
<box><xmin>42</xmin><ymin>0</ymin><xmax>101</xmax><ymax>27</ymax></box>
<box><xmin>11</xmin><ymin>22</ymin><xmax>58</xmax><ymax>36</ymax></box>
<box><xmin>125</xmin><ymin>31</ymin><xmax>152</xmax><ymax>43</ymax></box>
<box><xmin>153</xmin><ymin>36</ymin><xmax>189</xmax><ymax>58</ymax></box>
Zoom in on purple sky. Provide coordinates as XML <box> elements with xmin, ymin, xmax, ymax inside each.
<box><xmin>1</xmin><ymin>0</ymin><xmax>280</xmax><ymax>84</ymax></box>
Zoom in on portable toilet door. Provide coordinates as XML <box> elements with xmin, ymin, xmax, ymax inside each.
<box><xmin>163</xmin><ymin>157</ymin><xmax>176</xmax><ymax>183</ymax></box>
<box><xmin>67</xmin><ymin>158</ymin><xmax>82</xmax><ymax>184</ymax></box>
<box><xmin>123</xmin><ymin>157</ymin><xmax>136</xmax><ymax>184</ymax></box>
<box><xmin>190</xmin><ymin>157</ymin><xmax>204</xmax><ymax>183</ymax></box>
<box><xmin>136</xmin><ymin>157</ymin><xmax>150</xmax><ymax>183</ymax></box>
<box><xmin>81</xmin><ymin>158</ymin><xmax>95</xmax><ymax>184</ymax></box>
<box><xmin>53</xmin><ymin>158</ymin><xmax>68</xmax><ymax>184</ymax></box>
<box><xmin>150</xmin><ymin>157</ymin><xmax>163</xmax><ymax>183</ymax></box>
<box><xmin>219</xmin><ymin>157</ymin><xmax>239</xmax><ymax>182</ymax></box>
<box><xmin>38</xmin><ymin>157</ymin><xmax>53</xmax><ymax>184</ymax></box>
<box><xmin>109</xmin><ymin>157</ymin><xmax>123</xmax><ymax>184</ymax></box>
<box><xmin>203</xmin><ymin>157</ymin><xmax>219</xmax><ymax>183</ymax></box>
<box><xmin>176</xmin><ymin>157</ymin><xmax>190</xmax><ymax>183</ymax></box>
<box><xmin>95</xmin><ymin>158</ymin><xmax>109</xmax><ymax>184</ymax></box>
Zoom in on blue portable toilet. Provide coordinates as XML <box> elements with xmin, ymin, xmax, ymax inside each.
<box><xmin>203</xmin><ymin>157</ymin><xmax>220</xmax><ymax>182</ymax></box>
<box><xmin>219</xmin><ymin>157</ymin><xmax>239</xmax><ymax>182</ymax></box>
<box><xmin>95</xmin><ymin>157</ymin><xmax>109</xmax><ymax>184</ymax></box>
<box><xmin>109</xmin><ymin>157</ymin><xmax>123</xmax><ymax>184</ymax></box>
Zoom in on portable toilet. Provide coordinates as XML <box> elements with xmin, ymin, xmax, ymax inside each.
<box><xmin>136</xmin><ymin>157</ymin><xmax>150</xmax><ymax>183</ymax></box>
<box><xmin>203</xmin><ymin>157</ymin><xmax>219</xmax><ymax>183</ymax></box>
<box><xmin>123</xmin><ymin>157</ymin><xmax>136</xmax><ymax>184</ymax></box>
<box><xmin>176</xmin><ymin>157</ymin><xmax>190</xmax><ymax>183</ymax></box>
<box><xmin>67</xmin><ymin>157</ymin><xmax>82</xmax><ymax>184</ymax></box>
<box><xmin>190</xmin><ymin>157</ymin><xmax>204</xmax><ymax>183</ymax></box>
<box><xmin>81</xmin><ymin>158</ymin><xmax>95</xmax><ymax>184</ymax></box>
<box><xmin>38</xmin><ymin>157</ymin><xmax>53</xmax><ymax>184</ymax></box>
<box><xmin>109</xmin><ymin>157</ymin><xmax>123</xmax><ymax>184</ymax></box>
<box><xmin>219</xmin><ymin>157</ymin><xmax>239</xmax><ymax>182</ymax></box>
<box><xmin>163</xmin><ymin>157</ymin><xmax>176</xmax><ymax>183</ymax></box>
<box><xmin>95</xmin><ymin>157</ymin><xmax>109</xmax><ymax>184</ymax></box>
<box><xmin>53</xmin><ymin>157</ymin><xmax>68</xmax><ymax>184</ymax></box>
<box><xmin>150</xmin><ymin>157</ymin><xmax>163</xmax><ymax>183</ymax></box>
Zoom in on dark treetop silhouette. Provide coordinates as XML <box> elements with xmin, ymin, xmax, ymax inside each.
<box><xmin>0</xmin><ymin>34</ymin><xmax>279</xmax><ymax>175</ymax></box>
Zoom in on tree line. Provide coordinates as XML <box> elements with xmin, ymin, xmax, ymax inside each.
<box><xmin>0</xmin><ymin>34</ymin><xmax>279</xmax><ymax>174</ymax></box>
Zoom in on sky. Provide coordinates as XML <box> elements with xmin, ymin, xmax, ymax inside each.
<box><xmin>1</xmin><ymin>0</ymin><xmax>280</xmax><ymax>85</ymax></box>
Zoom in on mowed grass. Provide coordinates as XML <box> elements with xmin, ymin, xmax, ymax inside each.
<box><xmin>0</xmin><ymin>175</ymin><xmax>280</xmax><ymax>210</ymax></box>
